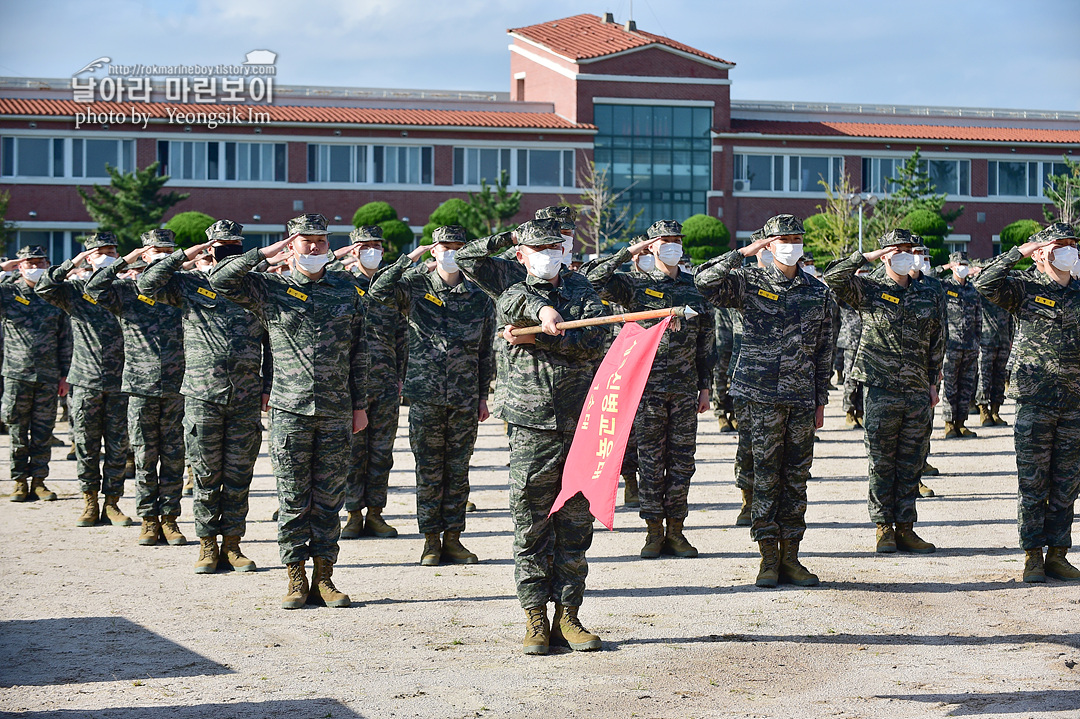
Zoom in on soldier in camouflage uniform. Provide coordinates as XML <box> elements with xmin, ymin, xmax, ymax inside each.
<box><xmin>210</xmin><ymin>213</ymin><xmax>369</xmax><ymax>609</ymax></box>
<box><xmin>837</xmin><ymin>300</ymin><xmax>864</xmax><ymax>427</ymax></box>
<box><xmin>940</xmin><ymin>251</ymin><xmax>982</xmax><ymax>439</ymax></box>
<box><xmin>138</xmin><ymin>220</ymin><xmax>270</xmax><ymax>572</ymax></box>
<box><xmin>333</xmin><ymin>225</ymin><xmax>407</xmax><ymax>541</ymax></box>
<box><xmin>712</xmin><ymin>307</ymin><xmax>735</xmax><ymax>431</ymax></box>
<box><xmin>458</xmin><ymin>220</ymin><xmax>607</xmax><ymax>655</ymax></box>
<box><xmin>35</xmin><ymin>232</ymin><xmax>132</xmax><ymax>527</ymax></box>
<box><xmin>824</xmin><ymin>229</ymin><xmax>944</xmax><ymax>556</ymax></box>
<box><xmin>973</xmin><ymin>260</ymin><xmax>1013</xmax><ymax>426</ymax></box>
<box><xmin>369</xmin><ymin>224</ymin><xmax>495</xmax><ymax>566</ymax></box>
<box><xmin>87</xmin><ymin>229</ymin><xmax>187</xmax><ymax>548</ymax></box>
<box><xmin>586</xmin><ymin>220</ymin><xmax>715</xmax><ymax>559</ymax></box>
<box><xmin>697</xmin><ymin>215</ymin><xmax>832</xmax><ymax>588</ymax></box>
<box><xmin>0</xmin><ymin>246</ymin><xmax>71</xmax><ymax>502</ymax></box>
<box><xmin>974</xmin><ymin>223</ymin><xmax>1080</xmax><ymax>583</ymax></box>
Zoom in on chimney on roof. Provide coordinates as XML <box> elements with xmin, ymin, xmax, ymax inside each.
<box><xmin>602</xmin><ymin>12</ymin><xmax>614</xmax><ymax>23</ymax></box>
<box><xmin>624</xmin><ymin>19</ymin><xmax>637</xmax><ymax>31</ymax></box>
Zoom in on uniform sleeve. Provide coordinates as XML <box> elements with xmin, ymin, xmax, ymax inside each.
<box><xmin>57</xmin><ymin>313</ymin><xmax>73</xmax><ymax>378</ymax></box>
<box><xmin>84</xmin><ymin>260</ymin><xmax>125</xmax><ymax>315</ymax></box>
<box><xmin>260</xmin><ymin>331</ymin><xmax>273</xmax><ymax>397</ymax></box>
<box><xmin>695</xmin><ymin>302</ymin><xmax>717</xmax><ymax>392</ymax></box>
<box><xmin>349</xmin><ymin>298</ymin><xmax>370</xmax><ymax>412</ymax></box>
<box><xmin>822</xmin><ymin>251</ymin><xmax>871</xmax><ymax>309</ymax></box>
<box><xmin>814</xmin><ymin>296</ymin><xmax>834</xmax><ymax>406</ymax></box>
<box><xmin>137</xmin><ymin>249</ymin><xmax>187</xmax><ymax>307</ymax></box>
<box><xmin>693</xmin><ymin>250</ymin><xmax>748</xmax><ymax>309</ymax></box>
<box><xmin>498</xmin><ymin>283</ymin><xmax>609</xmax><ymax>362</ymax></box>
<box><xmin>584</xmin><ymin>248</ymin><xmax>637</xmax><ymax>307</ymax></box>
<box><xmin>208</xmin><ymin>248</ymin><xmax>270</xmax><ymax>322</ymax></box>
<box><xmin>477</xmin><ymin>297</ymin><xmax>496</xmax><ymax>400</ymax></box>
<box><xmin>394</xmin><ymin>307</ymin><xmax>408</xmax><ymax>386</ymax></box>
<box><xmin>367</xmin><ymin>254</ymin><xmax>413</xmax><ymax>315</ymax></box>
<box><xmin>0</xmin><ymin>284</ymin><xmax>9</xmax><ymax>318</ymax></box>
<box><xmin>929</xmin><ymin>292</ymin><xmax>946</xmax><ymax>384</ymax></box>
<box><xmin>456</xmin><ymin>232</ymin><xmax>524</xmax><ymax>300</ymax></box>
<box><xmin>973</xmin><ymin>247</ymin><xmax>1025</xmax><ymax>314</ymax></box>
<box><xmin>34</xmin><ymin>260</ymin><xmax>76</xmax><ymax>313</ymax></box>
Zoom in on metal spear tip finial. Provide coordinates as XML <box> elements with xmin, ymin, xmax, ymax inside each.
<box><xmin>678</xmin><ymin>305</ymin><xmax>698</xmax><ymax>319</ymax></box>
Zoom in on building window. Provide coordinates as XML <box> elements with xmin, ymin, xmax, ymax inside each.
<box><xmin>862</xmin><ymin>157</ymin><xmax>970</xmax><ymax>196</ymax></box>
<box><xmin>516</xmin><ymin>149</ymin><xmax>574</xmax><ymax>187</ymax></box>
<box><xmin>71</xmin><ymin>139</ymin><xmax>135</xmax><ymax>178</ymax></box>
<box><xmin>944</xmin><ymin>235</ymin><xmax>971</xmax><ymax>255</ymax></box>
<box><xmin>226</xmin><ymin>142</ymin><xmax>286</xmax><ymax>182</ymax></box>
<box><xmin>453</xmin><ymin>147</ymin><xmax>511</xmax><ymax>185</ymax></box>
<box><xmin>158</xmin><ymin>141</ymin><xmax>209</xmax><ymax>181</ymax></box>
<box><xmin>988</xmin><ymin>160</ymin><xmax>1071</xmax><ymax>198</ymax></box>
<box><xmin>158</xmin><ymin>141</ymin><xmax>285</xmax><ymax>182</ymax></box>
<box><xmin>6</xmin><ymin>230</ymin><xmax>83</xmax><ymax>262</ymax></box>
<box><xmin>308</xmin><ymin>144</ymin><xmax>366</xmax><ymax>183</ymax></box>
<box><xmin>594</xmin><ymin>103</ymin><xmax>711</xmax><ymax>225</ymax></box>
<box><xmin>373</xmin><ymin>146</ymin><xmax>432</xmax><ymax>185</ymax></box>
<box><xmin>1</xmin><ymin>137</ymin><xmax>65</xmax><ymax>178</ymax></box>
<box><xmin>734</xmin><ymin>154</ymin><xmax>844</xmax><ymax>193</ymax></box>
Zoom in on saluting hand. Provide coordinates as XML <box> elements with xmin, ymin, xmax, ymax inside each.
<box><xmin>862</xmin><ymin>246</ymin><xmax>898</xmax><ymax>263</ymax></box>
<box><xmin>1017</xmin><ymin>239</ymin><xmax>1056</xmax><ymax>258</ymax></box>
<box><xmin>0</xmin><ymin>258</ymin><xmax>21</xmax><ymax>272</ymax></box>
<box><xmin>738</xmin><ymin>235</ymin><xmax>773</xmax><ymax>258</ymax></box>
<box><xmin>407</xmin><ymin>244</ymin><xmax>433</xmax><ymax>263</ymax></box>
<box><xmin>122</xmin><ymin>247</ymin><xmax>144</xmax><ymax>265</ymax></box>
<box><xmin>628</xmin><ymin>237</ymin><xmax>654</xmax><ymax>256</ymax></box>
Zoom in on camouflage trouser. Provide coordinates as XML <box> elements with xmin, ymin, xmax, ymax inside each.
<box><xmin>1</xmin><ymin>378</ymin><xmax>58</xmax><ymax>481</ymax></box>
<box><xmin>842</xmin><ymin>351</ymin><xmax>863</xmax><ymax>414</ymax></box>
<box><xmin>185</xmin><ymin>395</ymin><xmax>261</xmax><ymax>538</ymax></box>
<box><xmin>833</xmin><ymin>346</ymin><xmax>845</xmax><ymax>376</ymax></box>
<box><xmin>733</xmin><ymin>397</ymin><xmax>754</xmax><ymax>491</ymax></box>
<box><xmin>346</xmin><ymin>388</ymin><xmax>400</xmax><ymax>512</ymax></box>
<box><xmin>975</xmin><ymin>344</ymin><xmax>1011</xmax><ymax>408</ymax></box>
<box><xmin>270</xmin><ymin>408</ymin><xmax>350</xmax><ymax>565</ymax></box>
<box><xmin>128</xmin><ymin>392</ymin><xmax>186</xmax><ymax>518</ymax></box>
<box><xmin>70</xmin><ymin>385</ymin><xmax>129</xmax><ymax>496</ymax></box>
<box><xmin>1014</xmin><ymin>402</ymin><xmax>1080</xmax><ymax>550</ymax></box>
<box><xmin>712</xmin><ymin>346</ymin><xmax>733</xmax><ymax>417</ymax></box>
<box><xmin>620</xmin><ymin>428</ymin><xmax>638</xmax><ymax>478</ymax></box>
<box><xmin>409</xmin><ymin>400</ymin><xmax>478</xmax><ymax>534</ymax></box>
<box><xmin>507</xmin><ymin>424</ymin><xmax>593</xmax><ymax>609</ymax></box>
<box><xmin>942</xmin><ymin>348</ymin><xmax>979</xmax><ymax>423</ymax></box>
<box><xmin>744</xmin><ymin>401</ymin><xmax>814</xmax><ymax>542</ymax></box>
<box><xmin>634</xmin><ymin>391</ymin><xmax>697</xmax><ymax>521</ymax></box>
<box><xmin>864</xmin><ymin>386</ymin><xmax>932</xmax><ymax>525</ymax></box>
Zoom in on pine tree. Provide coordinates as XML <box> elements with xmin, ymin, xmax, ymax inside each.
<box><xmin>77</xmin><ymin>161</ymin><xmax>188</xmax><ymax>254</ymax></box>
<box><xmin>462</xmin><ymin>170</ymin><xmax>522</xmax><ymax>237</ymax></box>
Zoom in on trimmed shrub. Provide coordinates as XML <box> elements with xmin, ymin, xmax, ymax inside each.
<box><xmin>681</xmin><ymin>214</ymin><xmax>729</xmax><ymax>265</ymax></box>
<box><xmin>164</xmin><ymin>211</ymin><xmax>215</xmax><ymax>250</ymax></box>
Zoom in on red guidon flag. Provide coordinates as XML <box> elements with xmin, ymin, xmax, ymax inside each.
<box><xmin>550</xmin><ymin>317</ymin><xmax>672</xmax><ymax>530</ymax></box>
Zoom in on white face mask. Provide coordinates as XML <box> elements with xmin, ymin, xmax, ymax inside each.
<box><xmin>636</xmin><ymin>254</ymin><xmax>656</xmax><ymax>273</ymax></box>
<box><xmin>772</xmin><ymin>242</ymin><xmax>803</xmax><ymax>267</ymax></box>
<box><xmin>1072</xmin><ymin>258</ymin><xmax>1080</xmax><ymax>280</ymax></box>
<box><xmin>910</xmin><ymin>254</ymin><xmax>927</xmax><ymax>274</ymax></box>
<box><xmin>147</xmin><ymin>251</ymin><xmax>170</xmax><ymax>264</ymax></box>
<box><xmin>561</xmin><ymin>234</ymin><xmax>574</xmax><ymax>266</ymax></box>
<box><xmin>21</xmin><ymin>267</ymin><xmax>45</xmax><ymax>283</ymax></box>
<box><xmin>758</xmin><ymin>249</ymin><xmax>773</xmax><ymax>266</ymax></box>
<box><xmin>358</xmin><ymin>248</ymin><xmax>383</xmax><ymax>270</ymax></box>
<box><xmin>90</xmin><ymin>254</ymin><xmax>117</xmax><ymax>269</ymax></box>
<box><xmin>195</xmin><ymin>263</ymin><xmax>212</xmax><ymax>274</ymax></box>
<box><xmin>294</xmin><ymin>252</ymin><xmax>329</xmax><ymax>273</ymax></box>
<box><xmin>955</xmin><ymin>264</ymin><xmax>970</xmax><ymax>279</ymax></box>
<box><xmin>887</xmin><ymin>252</ymin><xmax>914</xmax><ymax>276</ymax></box>
<box><xmin>803</xmin><ymin>265</ymin><xmax>818</xmax><ymax>278</ymax></box>
<box><xmin>525</xmin><ymin>248</ymin><xmax>563</xmax><ymax>280</ymax></box>
<box><xmin>656</xmin><ymin>242</ymin><xmax>683</xmax><ymax>266</ymax></box>
<box><xmin>436</xmin><ymin>248</ymin><xmax>459</xmax><ymax>273</ymax></box>
<box><xmin>1051</xmin><ymin>245</ymin><xmax>1078</xmax><ymax>272</ymax></box>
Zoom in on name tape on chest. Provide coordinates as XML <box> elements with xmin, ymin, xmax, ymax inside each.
<box><xmin>15</xmin><ymin>295</ymin><xmax>30</xmax><ymax>305</ymax></box>
<box><xmin>881</xmin><ymin>293</ymin><xmax>900</xmax><ymax>304</ymax></box>
<box><xmin>645</xmin><ymin>288</ymin><xmax>664</xmax><ymax>299</ymax></box>
<box><xmin>82</xmin><ymin>293</ymin><xmax>97</xmax><ymax>305</ymax></box>
<box><xmin>286</xmin><ymin>287</ymin><xmax>308</xmax><ymax>302</ymax></box>
<box><xmin>196</xmin><ymin>287</ymin><xmax>217</xmax><ymax>300</ymax></box>
<box><xmin>757</xmin><ymin>289</ymin><xmax>779</xmax><ymax>301</ymax></box>
<box><xmin>424</xmin><ymin>292</ymin><xmax>444</xmax><ymax>307</ymax></box>
<box><xmin>137</xmin><ymin>294</ymin><xmax>156</xmax><ymax>306</ymax></box>
<box><xmin>947</xmin><ymin>290</ymin><xmax>959</xmax><ymax>298</ymax></box>
<box><xmin>1035</xmin><ymin>296</ymin><xmax>1056</xmax><ymax>308</ymax></box>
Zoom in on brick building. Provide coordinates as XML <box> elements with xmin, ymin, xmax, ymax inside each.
<box><xmin>2</xmin><ymin>12</ymin><xmax>1077</xmax><ymax>260</ymax></box>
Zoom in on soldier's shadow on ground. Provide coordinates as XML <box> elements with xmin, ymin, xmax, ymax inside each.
<box><xmin>0</xmin><ymin>617</ymin><xmax>232</xmax><ymax>688</ymax></box>
<box><xmin>873</xmin><ymin>689</ymin><xmax>1080</xmax><ymax>716</ymax></box>
<box><xmin>11</xmin><ymin>698</ymin><xmax>365</xmax><ymax>719</ymax></box>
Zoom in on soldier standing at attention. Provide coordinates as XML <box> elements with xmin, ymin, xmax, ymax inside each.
<box><xmin>335</xmin><ymin>226</ymin><xmax>407</xmax><ymax>541</ymax></box>
<box><xmin>137</xmin><ymin>220</ymin><xmax>270</xmax><ymax>572</ymax></box>
<box><xmin>586</xmin><ymin>220</ymin><xmax>714</xmax><ymax>559</ymax></box>
<box><xmin>973</xmin><ymin>260</ymin><xmax>1013</xmax><ymax>427</ymax></box>
<box><xmin>459</xmin><ymin>220</ymin><xmax>607</xmax><ymax>656</ymax></box>
<box><xmin>974</xmin><ymin>223</ymin><xmax>1080</xmax><ymax>583</ymax></box>
<box><xmin>368</xmin><ymin>224</ymin><xmax>495</xmax><ymax>566</ymax></box>
<box><xmin>824</xmin><ymin>229</ymin><xmax>944</xmax><ymax>555</ymax></box>
<box><xmin>87</xmin><ymin>230</ymin><xmax>187</xmax><ymax>548</ymax></box>
<box><xmin>940</xmin><ymin>251</ymin><xmax>982</xmax><ymax>439</ymax></box>
<box><xmin>0</xmin><ymin>246</ymin><xmax>71</xmax><ymax>502</ymax></box>
<box><xmin>210</xmin><ymin>214</ymin><xmax>369</xmax><ymax>609</ymax></box>
<box><xmin>35</xmin><ymin>233</ymin><xmax>131</xmax><ymax>527</ymax></box>
<box><xmin>696</xmin><ymin>215</ymin><xmax>832</xmax><ymax>588</ymax></box>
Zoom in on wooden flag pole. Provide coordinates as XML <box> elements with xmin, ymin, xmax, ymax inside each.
<box><xmin>508</xmin><ymin>305</ymin><xmax>698</xmax><ymax>336</ymax></box>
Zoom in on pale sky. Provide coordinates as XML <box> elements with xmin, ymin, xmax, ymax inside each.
<box><xmin>2</xmin><ymin>0</ymin><xmax>1078</xmax><ymax>111</ymax></box>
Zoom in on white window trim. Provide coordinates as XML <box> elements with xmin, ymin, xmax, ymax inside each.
<box><xmin>732</xmin><ymin>152</ymin><xmax>845</xmax><ymax>195</ymax></box>
<box><xmin>305</xmin><ymin>143</ymin><xmax>434</xmax><ymax>186</ymax></box>
<box><xmin>860</xmin><ymin>155</ymin><xmax>973</xmax><ymax>200</ymax></box>
<box><xmin>591</xmin><ymin>97</ymin><xmax>715</xmax><ymax>108</ymax></box>
<box><xmin>159</xmin><ymin>139</ymin><xmax>287</xmax><ymax>184</ymax></box>
<box><xmin>450</xmin><ymin>146</ymin><xmax>576</xmax><ymax>190</ymax></box>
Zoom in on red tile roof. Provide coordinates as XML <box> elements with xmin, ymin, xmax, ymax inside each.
<box><xmin>730</xmin><ymin>119</ymin><xmax>1080</xmax><ymax>144</ymax></box>
<box><xmin>510</xmin><ymin>13</ymin><xmax>733</xmax><ymax>66</ymax></box>
<box><xmin>0</xmin><ymin>99</ymin><xmax>593</xmax><ymax>131</ymax></box>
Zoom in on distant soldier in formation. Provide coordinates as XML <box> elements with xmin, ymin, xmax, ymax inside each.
<box><xmin>712</xmin><ymin>306</ymin><xmax>736</xmax><ymax>432</ymax></box>
<box><xmin>369</xmin><ymin>224</ymin><xmax>495</xmax><ymax>566</ymax></box>
<box><xmin>940</xmin><ymin>251</ymin><xmax>982</xmax><ymax>439</ymax></box>
<box><xmin>697</xmin><ymin>215</ymin><xmax>832</xmax><ymax>588</ymax></box>
<box><xmin>36</xmin><ymin>232</ymin><xmax>132</xmax><ymax>528</ymax></box>
<box><xmin>0</xmin><ymin>246</ymin><xmax>71</xmax><ymax>503</ymax></box>
<box><xmin>973</xmin><ymin>259</ymin><xmax>1014</xmax><ymax>427</ymax></box>
<box><xmin>974</xmin><ymin>222</ymin><xmax>1080</xmax><ymax>583</ymax></box>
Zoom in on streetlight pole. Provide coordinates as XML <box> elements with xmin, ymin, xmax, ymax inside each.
<box><xmin>847</xmin><ymin>192</ymin><xmax>878</xmax><ymax>254</ymax></box>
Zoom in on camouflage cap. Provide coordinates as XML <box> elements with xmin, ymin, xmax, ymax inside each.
<box><xmin>750</xmin><ymin>228</ymin><xmax>765</xmax><ymax>242</ymax></box>
<box><xmin>286</xmin><ymin>213</ymin><xmax>330</xmax><ymax>237</ymax></box>
<box><xmin>127</xmin><ymin>257</ymin><xmax>148</xmax><ymax>270</ymax></box>
<box><xmin>349</xmin><ymin>225</ymin><xmax>383</xmax><ymax>242</ymax></box>
<box><xmin>16</xmin><ymin>245</ymin><xmax>47</xmax><ymax>260</ymax></box>
<box><xmin>802</xmin><ymin>249</ymin><xmax>815</xmax><ymax>261</ymax></box>
<box><xmin>1041</xmin><ymin>222</ymin><xmax>1078</xmax><ymax>242</ymax></box>
<box><xmin>949</xmin><ymin>250</ymin><xmax>969</xmax><ymax>265</ymax></box>
<box><xmin>762</xmin><ymin>214</ymin><xmax>804</xmax><ymax>238</ymax></box>
<box><xmin>535</xmin><ymin>205</ymin><xmax>577</xmax><ymax>231</ymax></box>
<box><xmin>433</xmin><ymin>225</ymin><xmax>467</xmax><ymax>244</ymax></box>
<box><xmin>515</xmin><ymin>219</ymin><xmax>564</xmax><ymax>247</ymax></box>
<box><xmin>647</xmin><ymin>220</ymin><xmax>683</xmax><ymax>240</ymax></box>
<box><xmin>82</xmin><ymin>232</ymin><xmax>118</xmax><ymax>250</ymax></box>
<box><xmin>878</xmin><ymin>228</ymin><xmax>916</xmax><ymax>249</ymax></box>
<box><xmin>910</xmin><ymin>234</ymin><xmax>925</xmax><ymax>247</ymax></box>
<box><xmin>141</xmin><ymin>228</ymin><xmax>176</xmax><ymax>248</ymax></box>
<box><xmin>205</xmin><ymin>219</ymin><xmax>244</xmax><ymax>243</ymax></box>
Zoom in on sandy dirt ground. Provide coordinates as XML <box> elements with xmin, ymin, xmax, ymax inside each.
<box><xmin>0</xmin><ymin>399</ymin><xmax>1077</xmax><ymax>719</ymax></box>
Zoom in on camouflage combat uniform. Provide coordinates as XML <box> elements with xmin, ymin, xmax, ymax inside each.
<box><xmin>824</xmin><ymin>235</ymin><xmax>945</xmax><ymax>529</ymax></box>
<box><xmin>973</xmin><ymin>231</ymin><xmax>1080</xmax><ymax>552</ymax></box>
<box><xmin>0</xmin><ymin>259</ymin><xmax>71</xmax><ymax>486</ymax></box>
<box><xmin>209</xmin><ymin>218</ymin><xmax>368</xmax><ymax>567</ymax></box>
<box><xmin>368</xmin><ymin>231</ymin><xmax>495</xmax><ymax>535</ymax></box>
<box><xmin>729</xmin><ymin>308</ymin><xmax>754</xmax><ymax>491</ymax></box>
<box><xmin>137</xmin><ymin>221</ymin><xmax>270</xmax><ymax>540</ymax></box>
<box><xmin>976</xmin><ymin>289</ymin><xmax>1014</xmax><ymax>411</ymax></box>
<box><xmin>712</xmin><ymin>308</ymin><xmax>734</xmax><ymax>419</ymax></box>
<box><xmin>837</xmin><ymin>304</ymin><xmax>864</xmax><ymax>415</ymax></box>
<box><xmin>87</xmin><ymin>240</ymin><xmax>186</xmax><ymax>520</ymax></box>
<box><xmin>36</xmin><ymin>237</ymin><xmax>129</xmax><ymax>498</ymax></box>
<box><xmin>941</xmin><ymin>267</ymin><xmax>982</xmax><ymax>424</ymax></box>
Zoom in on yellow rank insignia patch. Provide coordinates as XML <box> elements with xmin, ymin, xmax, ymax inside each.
<box><xmin>287</xmin><ymin>287</ymin><xmax>308</xmax><ymax>302</ymax></box>
<box><xmin>82</xmin><ymin>293</ymin><xmax>97</xmax><ymax>305</ymax></box>
<box><xmin>601</xmin><ymin>300</ymin><xmax>610</xmax><ymax>306</ymax></box>
<box><xmin>356</xmin><ymin>287</ymin><xmax>365</xmax><ymax>296</ymax></box>
<box><xmin>881</xmin><ymin>293</ymin><xmax>900</xmax><ymax>304</ymax></box>
<box><xmin>137</xmin><ymin>294</ymin><xmax>156</xmax><ymax>306</ymax></box>
<box><xmin>1035</xmin><ymin>296</ymin><xmax>1056</xmax><ymax>307</ymax></box>
<box><xmin>424</xmin><ymin>292</ymin><xmax>444</xmax><ymax>307</ymax></box>
<box><xmin>15</xmin><ymin>295</ymin><xmax>29</xmax><ymax>305</ymax></box>
<box><xmin>757</xmin><ymin>289</ymin><xmax>779</xmax><ymax>301</ymax></box>
<box><xmin>196</xmin><ymin>287</ymin><xmax>217</xmax><ymax>300</ymax></box>
<box><xmin>947</xmin><ymin>291</ymin><xmax>959</xmax><ymax>298</ymax></box>
<box><xmin>645</xmin><ymin>288</ymin><xmax>664</xmax><ymax>298</ymax></box>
